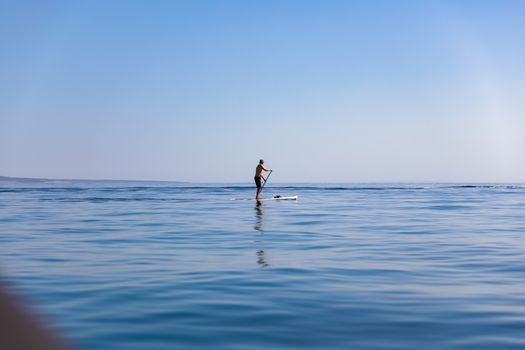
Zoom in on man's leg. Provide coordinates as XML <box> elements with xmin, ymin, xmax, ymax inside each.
<box><xmin>255</xmin><ymin>176</ymin><xmax>262</xmax><ymax>199</ymax></box>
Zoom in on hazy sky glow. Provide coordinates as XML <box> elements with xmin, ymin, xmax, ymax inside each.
<box><xmin>1</xmin><ymin>0</ymin><xmax>524</xmax><ymax>182</ymax></box>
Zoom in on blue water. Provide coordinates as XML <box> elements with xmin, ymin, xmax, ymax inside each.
<box><xmin>1</xmin><ymin>182</ymin><xmax>525</xmax><ymax>349</ymax></box>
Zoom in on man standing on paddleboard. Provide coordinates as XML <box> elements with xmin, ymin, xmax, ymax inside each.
<box><xmin>255</xmin><ymin>159</ymin><xmax>272</xmax><ymax>200</ymax></box>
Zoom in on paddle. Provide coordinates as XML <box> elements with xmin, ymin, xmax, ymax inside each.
<box><xmin>261</xmin><ymin>170</ymin><xmax>272</xmax><ymax>191</ymax></box>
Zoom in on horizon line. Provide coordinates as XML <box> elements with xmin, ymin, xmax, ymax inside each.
<box><xmin>1</xmin><ymin>175</ymin><xmax>524</xmax><ymax>185</ymax></box>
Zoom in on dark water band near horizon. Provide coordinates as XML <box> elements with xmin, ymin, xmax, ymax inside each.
<box><xmin>1</xmin><ymin>182</ymin><xmax>525</xmax><ymax>350</ymax></box>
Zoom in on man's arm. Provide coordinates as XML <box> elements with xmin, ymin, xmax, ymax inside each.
<box><xmin>262</xmin><ymin>167</ymin><xmax>272</xmax><ymax>181</ymax></box>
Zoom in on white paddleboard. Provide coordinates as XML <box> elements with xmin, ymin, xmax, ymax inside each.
<box><xmin>259</xmin><ymin>195</ymin><xmax>298</xmax><ymax>201</ymax></box>
<box><xmin>231</xmin><ymin>195</ymin><xmax>298</xmax><ymax>201</ymax></box>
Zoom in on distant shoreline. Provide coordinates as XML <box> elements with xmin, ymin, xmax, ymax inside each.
<box><xmin>0</xmin><ymin>175</ymin><xmax>187</xmax><ymax>184</ymax></box>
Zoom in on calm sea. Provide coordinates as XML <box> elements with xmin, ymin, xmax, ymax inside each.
<box><xmin>1</xmin><ymin>182</ymin><xmax>525</xmax><ymax>349</ymax></box>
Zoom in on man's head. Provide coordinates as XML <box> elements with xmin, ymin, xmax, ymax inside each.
<box><xmin>259</xmin><ymin>159</ymin><xmax>264</xmax><ymax>164</ymax></box>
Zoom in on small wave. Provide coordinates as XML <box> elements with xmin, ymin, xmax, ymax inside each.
<box><xmin>445</xmin><ymin>185</ymin><xmax>494</xmax><ymax>189</ymax></box>
<box><xmin>424</xmin><ymin>205</ymin><xmax>473</xmax><ymax>211</ymax></box>
<box><xmin>38</xmin><ymin>197</ymin><xmax>200</xmax><ymax>203</ymax></box>
<box><xmin>0</xmin><ymin>187</ymin><xmax>91</xmax><ymax>193</ymax></box>
<box><xmin>443</xmin><ymin>184</ymin><xmax>525</xmax><ymax>190</ymax></box>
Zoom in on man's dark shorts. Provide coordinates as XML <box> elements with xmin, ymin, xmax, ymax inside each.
<box><xmin>254</xmin><ymin>176</ymin><xmax>262</xmax><ymax>189</ymax></box>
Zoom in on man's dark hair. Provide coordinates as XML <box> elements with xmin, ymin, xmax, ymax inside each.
<box><xmin>259</xmin><ymin>159</ymin><xmax>264</xmax><ymax>164</ymax></box>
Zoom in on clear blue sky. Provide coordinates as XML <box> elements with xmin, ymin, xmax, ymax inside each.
<box><xmin>1</xmin><ymin>0</ymin><xmax>524</xmax><ymax>182</ymax></box>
